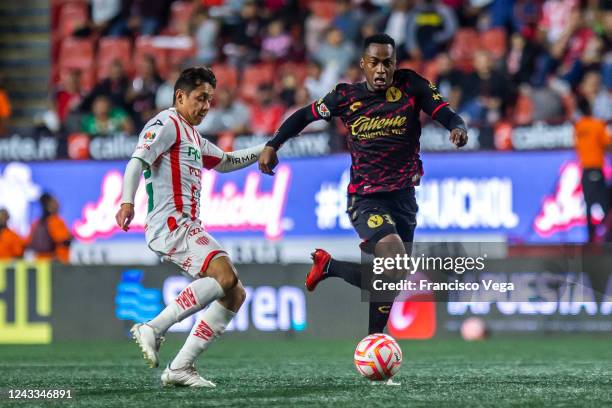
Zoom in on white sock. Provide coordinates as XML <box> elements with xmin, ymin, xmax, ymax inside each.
<box><xmin>170</xmin><ymin>301</ymin><xmax>236</xmax><ymax>369</ymax></box>
<box><xmin>148</xmin><ymin>277</ymin><xmax>224</xmax><ymax>334</ymax></box>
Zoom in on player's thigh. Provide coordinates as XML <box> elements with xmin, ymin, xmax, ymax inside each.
<box><xmin>154</xmin><ymin>220</ymin><xmax>230</xmax><ymax>280</ymax></box>
<box><xmin>347</xmin><ymin>194</ymin><xmax>399</xmax><ymax>245</ymax></box>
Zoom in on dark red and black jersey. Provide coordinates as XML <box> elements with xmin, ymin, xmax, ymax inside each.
<box><xmin>311</xmin><ymin>69</ymin><xmax>449</xmax><ymax>195</ymax></box>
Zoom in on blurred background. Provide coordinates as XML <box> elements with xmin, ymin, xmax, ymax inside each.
<box><xmin>0</xmin><ymin>0</ymin><xmax>610</xmax><ymax>344</ymax></box>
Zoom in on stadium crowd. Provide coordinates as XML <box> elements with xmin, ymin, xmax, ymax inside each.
<box><xmin>45</xmin><ymin>0</ymin><xmax>611</xmax><ymax>145</ymax></box>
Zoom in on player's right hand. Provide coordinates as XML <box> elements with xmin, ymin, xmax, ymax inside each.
<box><xmin>258</xmin><ymin>146</ymin><xmax>279</xmax><ymax>175</ymax></box>
<box><xmin>115</xmin><ymin>203</ymin><xmax>135</xmax><ymax>231</ymax></box>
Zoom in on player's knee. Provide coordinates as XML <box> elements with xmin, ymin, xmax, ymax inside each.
<box><xmin>233</xmin><ymin>281</ymin><xmax>246</xmax><ymax>307</ymax></box>
<box><xmin>205</xmin><ymin>257</ymin><xmax>238</xmax><ymax>292</ymax></box>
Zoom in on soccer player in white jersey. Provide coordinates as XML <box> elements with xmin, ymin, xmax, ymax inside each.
<box><xmin>115</xmin><ymin>67</ymin><xmax>264</xmax><ymax>388</ymax></box>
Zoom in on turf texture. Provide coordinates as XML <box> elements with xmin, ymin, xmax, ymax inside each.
<box><xmin>0</xmin><ymin>336</ymin><xmax>610</xmax><ymax>407</ymax></box>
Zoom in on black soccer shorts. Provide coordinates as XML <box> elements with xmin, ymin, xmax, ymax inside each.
<box><xmin>346</xmin><ymin>187</ymin><xmax>418</xmax><ymax>249</ymax></box>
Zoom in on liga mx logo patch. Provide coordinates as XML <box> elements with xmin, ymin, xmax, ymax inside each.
<box><xmin>144</xmin><ymin>131</ymin><xmax>156</xmax><ymax>140</ymax></box>
<box><xmin>315</xmin><ymin>98</ymin><xmax>331</xmax><ymax>119</ymax></box>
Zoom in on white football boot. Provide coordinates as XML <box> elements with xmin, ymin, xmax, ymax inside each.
<box><xmin>161</xmin><ymin>364</ymin><xmax>216</xmax><ymax>388</ymax></box>
<box><xmin>130</xmin><ymin>323</ymin><xmax>164</xmax><ymax>368</ymax></box>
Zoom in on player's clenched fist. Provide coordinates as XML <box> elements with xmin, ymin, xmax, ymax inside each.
<box><xmin>115</xmin><ymin>203</ymin><xmax>135</xmax><ymax>231</ymax></box>
<box><xmin>450</xmin><ymin>128</ymin><xmax>468</xmax><ymax>148</ymax></box>
<box><xmin>258</xmin><ymin>146</ymin><xmax>279</xmax><ymax>175</ymax></box>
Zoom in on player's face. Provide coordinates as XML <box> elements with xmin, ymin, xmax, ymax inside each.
<box><xmin>360</xmin><ymin>44</ymin><xmax>396</xmax><ymax>92</ymax></box>
<box><xmin>176</xmin><ymin>82</ymin><xmax>215</xmax><ymax>126</ymax></box>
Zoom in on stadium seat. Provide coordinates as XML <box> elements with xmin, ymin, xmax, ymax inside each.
<box><xmin>211</xmin><ymin>64</ymin><xmax>238</xmax><ymax>89</ymax></box>
<box><xmin>278</xmin><ymin>62</ymin><xmax>308</xmax><ymax>85</ymax></box>
<box><xmin>307</xmin><ymin>1</ymin><xmax>337</xmax><ymax>20</ymax></box>
<box><xmin>134</xmin><ymin>36</ymin><xmax>169</xmax><ymax>78</ymax></box>
<box><xmin>423</xmin><ymin>60</ymin><xmax>439</xmax><ymax>83</ymax></box>
<box><xmin>58</xmin><ymin>36</ymin><xmax>96</xmax><ymax>90</ymax></box>
<box><xmin>480</xmin><ymin>28</ymin><xmax>507</xmax><ymax>60</ymax></box>
<box><xmin>167</xmin><ymin>39</ymin><xmax>196</xmax><ymax>69</ymax></box>
<box><xmin>513</xmin><ymin>92</ymin><xmax>534</xmax><ymax>125</ymax></box>
<box><xmin>239</xmin><ymin>63</ymin><xmax>276</xmax><ymax>101</ymax></box>
<box><xmin>450</xmin><ymin>28</ymin><xmax>479</xmax><ymax>71</ymax></box>
<box><xmin>57</xmin><ymin>1</ymin><xmax>88</xmax><ymax>38</ymax></box>
<box><xmin>168</xmin><ymin>1</ymin><xmax>196</xmax><ymax>35</ymax></box>
<box><xmin>59</xmin><ymin>37</ymin><xmax>95</xmax><ymax>70</ymax></box>
<box><xmin>97</xmin><ymin>38</ymin><xmax>133</xmax><ymax>79</ymax></box>
<box><xmin>399</xmin><ymin>59</ymin><xmax>422</xmax><ymax>73</ymax></box>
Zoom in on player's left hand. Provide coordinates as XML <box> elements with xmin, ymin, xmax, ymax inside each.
<box><xmin>259</xmin><ymin>146</ymin><xmax>279</xmax><ymax>175</ymax></box>
<box><xmin>450</xmin><ymin>128</ymin><xmax>468</xmax><ymax>148</ymax></box>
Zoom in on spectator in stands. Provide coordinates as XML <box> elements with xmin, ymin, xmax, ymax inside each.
<box><xmin>81</xmin><ymin>59</ymin><xmax>130</xmax><ymax>113</ymax></box>
<box><xmin>601</xmin><ymin>8</ymin><xmax>612</xmax><ymax>89</ymax></box>
<box><xmin>89</xmin><ymin>0</ymin><xmax>125</xmax><ymax>37</ymax></box>
<box><xmin>435</xmin><ymin>52</ymin><xmax>463</xmax><ymax>110</ymax></box>
<box><xmin>382</xmin><ymin>0</ymin><xmax>414</xmax><ymax>60</ymax></box>
<box><xmin>278</xmin><ymin>71</ymin><xmax>298</xmax><ymax>107</ymax></box>
<box><xmin>81</xmin><ymin>95</ymin><xmax>134</xmax><ymax>136</ymax></box>
<box><xmin>123</xmin><ymin>0</ymin><xmax>172</xmax><ymax>36</ymax></box>
<box><xmin>261</xmin><ymin>19</ymin><xmax>292</xmax><ymax>61</ymax></box>
<box><xmin>283</xmin><ymin>86</ymin><xmax>329</xmax><ymax>134</ymax></box>
<box><xmin>333</xmin><ymin>0</ymin><xmax>365</xmax><ymax>44</ymax></box>
<box><xmin>27</xmin><ymin>193</ymin><xmax>72</xmax><ymax>263</ymax></box>
<box><xmin>341</xmin><ymin>64</ymin><xmax>363</xmax><ymax>84</ymax></box>
<box><xmin>539</xmin><ymin>0</ymin><xmax>579</xmax><ymax>45</ymax></box>
<box><xmin>196</xmin><ymin>88</ymin><xmax>250</xmax><ymax>136</ymax></box>
<box><xmin>304</xmin><ymin>61</ymin><xmax>337</xmax><ymax>100</ymax></box>
<box><xmin>579</xmin><ymin>70</ymin><xmax>612</xmax><ymax>122</ymax></box>
<box><xmin>313</xmin><ymin>28</ymin><xmax>356</xmax><ymax>79</ymax></box>
<box><xmin>0</xmin><ymin>208</ymin><xmax>25</xmax><ymax>260</ymax></box>
<box><xmin>505</xmin><ymin>32</ymin><xmax>540</xmax><ymax>86</ymax></box>
<box><xmin>156</xmin><ymin>66</ymin><xmax>181</xmax><ymax>110</ymax></box>
<box><xmin>222</xmin><ymin>0</ymin><xmax>264</xmax><ymax>70</ymax></box>
<box><xmin>0</xmin><ymin>75</ymin><xmax>11</xmax><ymax>136</ymax></box>
<box><xmin>128</xmin><ymin>55</ymin><xmax>163</xmax><ymax>127</ymax></box>
<box><xmin>249</xmin><ymin>83</ymin><xmax>285</xmax><ymax>135</ymax></box>
<box><xmin>193</xmin><ymin>7</ymin><xmax>220</xmax><ymax>65</ymax></box>
<box><xmin>574</xmin><ymin>96</ymin><xmax>611</xmax><ymax>242</ymax></box>
<box><xmin>530</xmin><ymin>85</ymin><xmax>566</xmax><ymax>123</ymax></box>
<box><xmin>549</xmin><ymin>9</ymin><xmax>596</xmax><ymax>87</ymax></box>
<box><xmin>55</xmin><ymin>69</ymin><xmax>83</xmax><ymax>123</ymax></box>
<box><xmin>405</xmin><ymin>0</ymin><xmax>458</xmax><ymax>60</ymax></box>
<box><xmin>459</xmin><ymin>49</ymin><xmax>510</xmax><ymax>125</ymax></box>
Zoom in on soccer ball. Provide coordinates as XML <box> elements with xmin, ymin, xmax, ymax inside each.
<box><xmin>353</xmin><ymin>333</ymin><xmax>402</xmax><ymax>381</ymax></box>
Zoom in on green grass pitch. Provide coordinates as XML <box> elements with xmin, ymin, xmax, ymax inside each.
<box><xmin>0</xmin><ymin>336</ymin><xmax>610</xmax><ymax>407</ymax></box>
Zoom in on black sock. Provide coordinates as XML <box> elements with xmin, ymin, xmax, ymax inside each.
<box><xmin>326</xmin><ymin>259</ymin><xmax>365</xmax><ymax>289</ymax></box>
<box><xmin>368</xmin><ymin>301</ymin><xmax>394</xmax><ymax>334</ymax></box>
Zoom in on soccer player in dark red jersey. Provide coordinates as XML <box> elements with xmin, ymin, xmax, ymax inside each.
<box><xmin>259</xmin><ymin>33</ymin><xmax>468</xmax><ymax>335</ymax></box>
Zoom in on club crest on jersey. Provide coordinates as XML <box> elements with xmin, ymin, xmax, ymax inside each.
<box><xmin>367</xmin><ymin>214</ymin><xmax>384</xmax><ymax>228</ymax></box>
<box><xmin>315</xmin><ymin>98</ymin><xmax>331</xmax><ymax>119</ymax></box>
<box><xmin>385</xmin><ymin>87</ymin><xmax>402</xmax><ymax>102</ymax></box>
<box><xmin>144</xmin><ymin>131</ymin><xmax>156</xmax><ymax>140</ymax></box>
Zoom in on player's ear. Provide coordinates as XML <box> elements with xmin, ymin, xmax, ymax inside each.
<box><xmin>359</xmin><ymin>58</ymin><xmax>364</xmax><ymax>70</ymax></box>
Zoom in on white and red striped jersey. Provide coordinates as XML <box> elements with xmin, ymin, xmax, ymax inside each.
<box><xmin>132</xmin><ymin>108</ymin><xmax>224</xmax><ymax>242</ymax></box>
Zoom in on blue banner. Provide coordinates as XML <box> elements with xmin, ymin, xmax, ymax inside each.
<box><xmin>1</xmin><ymin>151</ymin><xmax>608</xmax><ymax>244</ymax></box>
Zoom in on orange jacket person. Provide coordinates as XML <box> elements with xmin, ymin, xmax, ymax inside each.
<box><xmin>28</xmin><ymin>193</ymin><xmax>72</xmax><ymax>263</ymax></box>
<box><xmin>0</xmin><ymin>208</ymin><xmax>25</xmax><ymax>260</ymax></box>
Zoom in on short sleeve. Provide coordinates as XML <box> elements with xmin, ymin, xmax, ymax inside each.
<box><xmin>410</xmin><ymin>71</ymin><xmax>450</xmax><ymax>119</ymax></box>
<box><xmin>310</xmin><ymin>85</ymin><xmax>344</xmax><ymax>122</ymax></box>
<box><xmin>200</xmin><ymin>138</ymin><xmax>225</xmax><ymax>170</ymax></box>
<box><xmin>132</xmin><ymin>117</ymin><xmax>177</xmax><ymax>165</ymax></box>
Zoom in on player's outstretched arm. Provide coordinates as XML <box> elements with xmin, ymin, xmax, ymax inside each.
<box><xmin>115</xmin><ymin>157</ymin><xmax>145</xmax><ymax>231</ymax></box>
<box><xmin>259</xmin><ymin>105</ymin><xmax>317</xmax><ymax>175</ymax></box>
<box><xmin>213</xmin><ymin>144</ymin><xmax>266</xmax><ymax>173</ymax></box>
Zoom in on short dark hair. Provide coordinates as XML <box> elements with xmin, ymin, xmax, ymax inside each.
<box><xmin>173</xmin><ymin>67</ymin><xmax>217</xmax><ymax>104</ymax></box>
<box><xmin>363</xmin><ymin>33</ymin><xmax>396</xmax><ymax>52</ymax></box>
